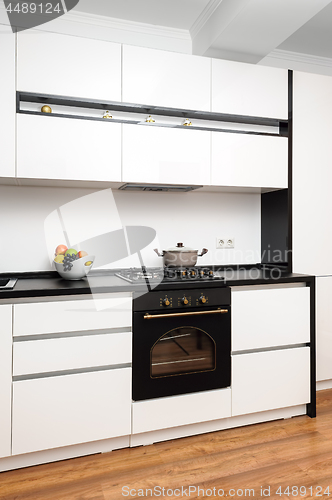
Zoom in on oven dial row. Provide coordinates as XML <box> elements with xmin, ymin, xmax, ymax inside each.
<box><xmin>162</xmin><ymin>295</ymin><xmax>207</xmax><ymax>306</ymax></box>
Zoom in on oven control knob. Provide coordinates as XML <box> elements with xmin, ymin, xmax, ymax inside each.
<box><xmin>162</xmin><ymin>298</ymin><xmax>170</xmax><ymax>306</ymax></box>
<box><xmin>199</xmin><ymin>295</ymin><xmax>207</xmax><ymax>304</ymax></box>
<box><xmin>181</xmin><ymin>297</ymin><xmax>189</xmax><ymax>305</ymax></box>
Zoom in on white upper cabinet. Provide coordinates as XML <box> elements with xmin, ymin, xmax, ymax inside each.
<box><xmin>17</xmin><ymin>114</ymin><xmax>121</xmax><ymax>182</ymax></box>
<box><xmin>122</xmin><ymin>45</ymin><xmax>211</xmax><ymax>111</ymax></box>
<box><xmin>293</xmin><ymin>71</ymin><xmax>332</xmax><ymax>276</ymax></box>
<box><xmin>0</xmin><ymin>305</ymin><xmax>12</xmax><ymax>459</ymax></box>
<box><xmin>17</xmin><ymin>31</ymin><xmax>121</xmax><ymax>101</ymax></box>
<box><xmin>122</xmin><ymin>124</ymin><xmax>210</xmax><ymax>185</ymax></box>
<box><xmin>0</xmin><ymin>25</ymin><xmax>15</xmax><ymax>177</ymax></box>
<box><xmin>211</xmin><ymin>133</ymin><xmax>288</xmax><ymax>188</ymax></box>
<box><xmin>212</xmin><ymin>59</ymin><xmax>288</xmax><ymax>119</ymax></box>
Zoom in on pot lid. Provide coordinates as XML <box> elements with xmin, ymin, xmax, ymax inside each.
<box><xmin>164</xmin><ymin>242</ymin><xmax>197</xmax><ymax>253</ymax></box>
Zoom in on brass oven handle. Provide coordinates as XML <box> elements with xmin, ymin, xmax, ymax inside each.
<box><xmin>144</xmin><ymin>309</ymin><xmax>228</xmax><ymax>319</ymax></box>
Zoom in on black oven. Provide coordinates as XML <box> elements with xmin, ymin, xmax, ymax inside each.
<box><xmin>132</xmin><ymin>287</ymin><xmax>231</xmax><ymax>401</ymax></box>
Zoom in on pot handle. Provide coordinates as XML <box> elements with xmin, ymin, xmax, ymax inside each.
<box><xmin>154</xmin><ymin>248</ymin><xmax>164</xmax><ymax>257</ymax></box>
<box><xmin>198</xmin><ymin>248</ymin><xmax>208</xmax><ymax>257</ymax></box>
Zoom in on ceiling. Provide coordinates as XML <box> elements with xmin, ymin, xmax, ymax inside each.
<box><xmin>72</xmin><ymin>0</ymin><xmax>332</xmax><ymax>63</ymax></box>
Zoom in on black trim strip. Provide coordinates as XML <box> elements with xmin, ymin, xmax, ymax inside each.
<box><xmin>307</xmin><ymin>278</ymin><xmax>316</xmax><ymax>418</ymax></box>
<box><xmin>288</xmin><ymin>70</ymin><xmax>293</xmax><ymax>273</ymax></box>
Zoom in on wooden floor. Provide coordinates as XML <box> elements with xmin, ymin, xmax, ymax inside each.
<box><xmin>2</xmin><ymin>390</ymin><xmax>332</xmax><ymax>500</ymax></box>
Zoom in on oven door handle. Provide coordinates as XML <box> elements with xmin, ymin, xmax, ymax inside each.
<box><xmin>144</xmin><ymin>308</ymin><xmax>229</xmax><ymax>319</ymax></box>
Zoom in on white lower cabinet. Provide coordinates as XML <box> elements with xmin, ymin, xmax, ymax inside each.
<box><xmin>122</xmin><ymin>124</ymin><xmax>210</xmax><ymax>185</ymax></box>
<box><xmin>211</xmin><ymin>133</ymin><xmax>288</xmax><ymax>189</ymax></box>
<box><xmin>232</xmin><ymin>347</ymin><xmax>310</xmax><ymax>416</ymax></box>
<box><xmin>132</xmin><ymin>388</ymin><xmax>231</xmax><ymax>434</ymax></box>
<box><xmin>232</xmin><ymin>286</ymin><xmax>310</xmax><ymax>351</ymax></box>
<box><xmin>17</xmin><ymin>114</ymin><xmax>121</xmax><ymax>182</ymax></box>
<box><xmin>12</xmin><ymin>367</ymin><xmax>131</xmax><ymax>455</ymax></box>
<box><xmin>0</xmin><ymin>305</ymin><xmax>12</xmax><ymax>458</ymax></box>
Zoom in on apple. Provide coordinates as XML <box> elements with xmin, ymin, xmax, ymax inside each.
<box><xmin>65</xmin><ymin>248</ymin><xmax>78</xmax><ymax>256</ymax></box>
<box><xmin>55</xmin><ymin>244</ymin><xmax>68</xmax><ymax>255</ymax></box>
<box><xmin>77</xmin><ymin>250</ymin><xmax>88</xmax><ymax>259</ymax></box>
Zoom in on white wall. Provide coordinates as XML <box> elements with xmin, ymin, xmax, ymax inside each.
<box><xmin>0</xmin><ymin>185</ymin><xmax>261</xmax><ymax>273</ymax></box>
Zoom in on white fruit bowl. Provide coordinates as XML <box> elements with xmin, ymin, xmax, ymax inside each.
<box><xmin>54</xmin><ymin>255</ymin><xmax>95</xmax><ymax>280</ymax></box>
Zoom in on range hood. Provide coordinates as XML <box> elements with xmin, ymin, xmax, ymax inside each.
<box><xmin>119</xmin><ymin>183</ymin><xmax>202</xmax><ymax>192</ymax></box>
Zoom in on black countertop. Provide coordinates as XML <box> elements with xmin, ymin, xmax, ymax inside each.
<box><xmin>0</xmin><ymin>267</ymin><xmax>314</xmax><ymax>300</ymax></box>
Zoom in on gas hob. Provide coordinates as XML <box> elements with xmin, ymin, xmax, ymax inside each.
<box><xmin>115</xmin><ymin>267</ymin><xmax>226</xmax><ymax>285</ymax></box>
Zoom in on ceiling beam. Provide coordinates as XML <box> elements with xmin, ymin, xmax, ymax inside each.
<box><xmin>191</xmin><ymin>0</ymin><xmax>332</xmax><ymax>63</ymax></box>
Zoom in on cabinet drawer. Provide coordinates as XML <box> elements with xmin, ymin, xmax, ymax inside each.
<box><xmin>232</xmin><ymin>347</ymin><xmax>310</xmax><ymax>416</ymax></box>
<box><xmin>132</xmin><ymin>388</ymin><xmax>231</xmax><ymax>434</ymax></box>
<box><xmin>232</xmin><ymin>286</ymin><xmax>310</xmax><ymax>351</ymax></box>
<box><xmin>13</xmin><ymin>332</ymin><xmax>131</xmax><ymax>376</ymax></box>
<box><xmin>13</xmin><ymin>294</ymin><xmax>132</xmax><ymax>337</ymax></box>
<box><xmin>12</xmin><ymin>368</ymin><xmax>131</xmax><ymax>455</ymax></box>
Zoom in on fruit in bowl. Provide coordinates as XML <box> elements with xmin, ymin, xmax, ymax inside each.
<box><xmin>53</xmin><ymin>244</ymin><xmax>95</xmax><ymax>280</ymax></box>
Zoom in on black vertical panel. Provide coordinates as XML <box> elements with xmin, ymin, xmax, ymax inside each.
<box><xmin>261</xmin><ymin>189</ymin><xmax>289</xmax><ymax>266</ymax></box>
<box><xmin>288</xmin><ymin>70</ymin><xmax>293</xmax><ymax>273</ymax></box>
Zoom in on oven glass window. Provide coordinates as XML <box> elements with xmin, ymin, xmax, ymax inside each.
<box><xmin>151</xmin><ymin>327</ymin><xmax>215</xmax><ymax>378</ymax></box>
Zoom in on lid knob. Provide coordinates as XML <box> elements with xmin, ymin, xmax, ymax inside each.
<box><xmin>176</xmin><ymin>243</ymin><xmax>184</xmax><ymax>247</ymax></box>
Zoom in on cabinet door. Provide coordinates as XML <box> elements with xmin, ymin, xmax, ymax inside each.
<box><xmin>12</xmin><ymin>368</ymin><xmax>131</xmax><ymax>455</ymax></box>
<box><xmin>122</xmin><ymin>124</ymin><xmax>210</xmax><ymax>185</ymax></box>
<box><xmin>211</xmin><ymin>132</ymin><xmax>288</xmax><ymax>188</ymax></box>
<box><xmin>0</xmin><ymin>305</ymin><xmax>12</xmax><ymax>458</ymax></box>
<box><xmin>17</xmin><ymin>114</ymin><xmax>121</xmax><ymax>182</ymax></box>
<box><xmin>232</xmin><ymin>347</ymin><xmax>310</xmax><ymax>416</ymax></box>
<box><xmin>316</xmin><ymin>277</ymin><xmax>332</xmax><ymax>382</ymax></box>
<box><xmin>122</xmin><ymin>45</ymin><xmax>211</xmax><ymax>112</ymax></box>
<box><xmin>212</xmin><ymin>59</ymin><xmax>288</xmax><ymax>119</ymax></box>
<box><xmin>0</xmin><ymin>25</ymin><xmax>15</xmax><ymax>177</ymax></box>
<box><xmin>232</xmin><ymin>286</ymin><xmax>310</xmax><ymax>351</ymax></box>
<box><xmin>17</xmin><ymin>31</ymin><xmax>121</xmax><ymax>101</ymax></box>
<box><xmin>293</xmin><ymin>72</ymin><xmax>332</xmax><ymax>275</ymax></box>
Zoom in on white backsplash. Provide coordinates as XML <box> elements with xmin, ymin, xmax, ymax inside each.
<box><xmin>0</xmin><ymin>185</ymin><xmax>261</xmax><ymax>273</ymax></box>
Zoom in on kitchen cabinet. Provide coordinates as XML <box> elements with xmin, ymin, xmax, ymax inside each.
<box><xmin>122</xmin><ymin>124</ymin><xmax>211</xmax><ymax>185</ymax></box>
<box><xmin>12</xmin><ymin>367</ymin><xmax>131</xmax><ymax>455</ymax></box>
<box><xmin>17</xmin><ymin>31</ymin><xmax>121</xmax><ymax>102</ymax></box>
<box><xmin>11</xmin><ymin>294</ymin><xmax>132</xmax><ymax>455</ymax></box>
<box><xmin>122</xmin><ymin>45</ymin><xmax>211</xmax><ymax>112</ymax></box>
<box><xmin>232</xmin><ymin>347</ymin><xmax>310</xmax><ymax>416</ymax></box>
<box><xmin>232</xmin><ymin>285</ymin><xmax>310</xmax><ymax>352</ymax></box>
<box><xmin>13</xmin><ymin>332</ymin><xmax>132</xmax><ymax>376</ymax></box>
<box><xmin>212</xmin><ymin>59</ymin><xmax>288</xmax><ymax>119</ymax></box>
<box><xmin>16</xmin><ymin>114</ymin><xmax>121</xmax><ymax>182</ymax></box>
<box><xmin>211</xmin><ymin>132</ymin><xmax>288</xmax><ymax>188</ymax></box>
<box><xmin>0</xmin><ymin>305</ymin><xmax>12</xmax><ymax>458</ymax></box>
<box><xmin>293</xmin><ymin>71</ymin><xmax>332</xmax><ymax>276</ymax></box>
<box><xmin>13</xmin><ymin>294</ymin><xmax>132</xmax><ymax>337</ymax></box>
<box><xmin>0</xmin><ymin>25</ymin><xmax>15</xmax><ymax>178</ymax></box>
<box><xmin>132</xmin><ymin>388</ymin><xmax>231</xmax><ymax>434</ymax></box>
<box><xmin>316</xmin><ymin>277</ymin><xmax>332</xmax><ymax>382</ymax></box>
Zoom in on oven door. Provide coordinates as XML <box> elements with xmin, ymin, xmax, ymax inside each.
<box><xmin>132</xmin><ymin>306</ymin><xmax>231</xmax><ymax>401</ymax></box>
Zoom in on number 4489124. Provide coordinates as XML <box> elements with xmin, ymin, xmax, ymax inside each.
<box><xmin>276</xmin><ymin>486</ymin><xmax>330</xmax><ymax>496</ymax></box>
<box><xmin>5</xmin><ymin>3</ymin><xmax>62</xmax><ymax>14</ymax></box>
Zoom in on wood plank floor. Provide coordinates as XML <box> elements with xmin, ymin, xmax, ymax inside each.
<box><xmin>1</xmin><ymin>390</ymin><xmax>332</xmax><ymax>500</ymax></box>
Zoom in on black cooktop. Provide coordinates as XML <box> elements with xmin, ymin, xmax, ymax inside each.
<box><xmin>115</xmin><ymin>266</ymin><xmax>226</xmax><ymax>285</ymax></box>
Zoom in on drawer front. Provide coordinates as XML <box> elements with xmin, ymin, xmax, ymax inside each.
<box><xmin>132</xmin><ymin>388</ymin><xmax>231</xmax><ymax>434</ymax></box>
<box><xmin>13</xmin><ymin>332</ymin><xmax>132</xmax><ymax>376</ymax></box>
<box><xmin>232</xmin><ymin>286</ymin><xmax>310</xmax><ymax>351</ymax></box>
<box><xmin>13</xmin><ymin>294</ymin><xmax>132</xmax><ymax>337</ymax></box>
<box><xmin>232</xmin><ymin>347</ymin><xmax>310</xmax><ymax>416</ymax></box>
<box><xmin>12</xmin><ymin>368</ymin><xmax>132</xmax><ymax>455</ymax></box>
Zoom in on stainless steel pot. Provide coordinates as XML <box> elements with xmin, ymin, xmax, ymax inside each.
<box><xmin>154</xmin><ymin>242</ymin><xmax>208</xmax><ymax>267</ymax></box>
